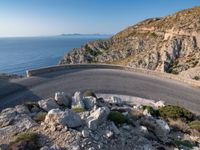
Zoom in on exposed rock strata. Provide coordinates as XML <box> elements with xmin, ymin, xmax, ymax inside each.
<box><xmin>60</xmin><ymin>7</ymin><xmax>200</xmax><ymax>80</ymax></box>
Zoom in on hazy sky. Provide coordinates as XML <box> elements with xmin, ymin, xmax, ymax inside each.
<box><xmin>0</xmin><ymin>0</ymin><xmax>200</xmax><ymax>37</ymax></box>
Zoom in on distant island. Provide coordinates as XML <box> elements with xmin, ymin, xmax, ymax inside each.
<box><xmin>60</xmin><ymin>33</ymin><xmax>112</xmax><ymax>37</ymax></box>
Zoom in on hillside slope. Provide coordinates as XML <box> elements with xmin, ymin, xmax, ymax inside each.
<box><xmin>60</xmin><ymin>7</ymin><xmax>200</xmax><ymax>79</ymax></box>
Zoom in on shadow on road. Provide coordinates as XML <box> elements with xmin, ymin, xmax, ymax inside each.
<box><xmin>0</xmin><ymin>79</ymin><xmax>40</xmax><ymax>110</ymax></box>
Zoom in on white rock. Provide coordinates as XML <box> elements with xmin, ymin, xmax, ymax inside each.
<box><xmin>87</xmin><ymin>107</ymin><xmax>110</xmax><ymax>130</ymax></box>
<box><xmin>108</xmin><ymin>96</ymin><xmax>122</xmax><ymax>105</ymax></box>
<box><xmin>110</xmin><ymin>122</ymin><xmax>120</xmax><ymax>135</ymax></box>
<box><xmin>72</xmin><ymin>91</ymin><xmax>85</xmax><ymax>109</ymax></box>
<box><xmin>82</xmin><ymin>129</ymin><xmax>90</xmax><ymax>138</ymax></box>
<box><xmin>140</xmin><ymin>126</ymin><xmax>148</xmax><ymax>133</ymax></box>
<box><xmin>15</xmin><ymin>105</ymin><xmax>29</xmax><ymax>114</ymax></box>
<box><xmin>105</xmin><ymin>130</ymin><xmax>113</xmax><ymax>138</ymax></box>
<box><xmin>0</xmin><ymin>108</ymin><xmax>17</xmax><ymax>127</ymax></box>
<box><xmin>0</xmin><ymin>114</ymin><xmax>37</xmax><ymax>138</ymax></box>
<box><xmin>155</xmin><ymin>100</ymin><xmax>165</xmax><ymax>108</ymax></box>
<box><xmin>45</xmin><ymin>108</ymin><xmax>83</xmax><ymax>128</ymax></box>
<box><xmin>83</xmin><ymin>96</ymin><xmax>96</xmax><ymax>110</ymax></box>
<box><xmin>40</xmin><ymin>144</ymin><xmax>62</xmax><ymax>150</ymax></box>
<box><xmin>156</xmin><ymin>119</ymin><xmax>170</xmax><ymax>133</ymax></box>
<box><xmin>143</xmin><ymin>109</ymin><xmax>152</xmax><ymax>117</ymax></box>
<box><xmin>55</xmin><ymin>91</ymin><xmax>70</xmax><ymax>107</ymax></box>
<box><xmin>38</xmin><ymin>98</ymin><xmax>59</xmax><ymax>112</ymax></box>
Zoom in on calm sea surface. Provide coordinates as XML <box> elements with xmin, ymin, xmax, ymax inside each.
<box><xmin>0</xmin><ymin>36</ymin><xmax>108</xmax><ymax>75</ymax></box>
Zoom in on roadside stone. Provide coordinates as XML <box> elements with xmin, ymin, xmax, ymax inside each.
<box><xmin>82</xmin><ymin>129</ymin><xmax>90</xmax><ymax>138</ymax></box>
<box><xmin>105</xmin><ymin>130</ymin><xmax>113</xmax><ymax>138</ymax></box>
<box><xmin>55</xmin><ymin>91</ymin><xmax>71</xmax><ymax>107</ymax></box>
<box><xmin>140</xmin><ymin>126</ymin><xmax>148</xmax><ymax>134</ymax></box>
<box><xmin>40</xmin><ymin>144</ymin><xmax>62</xmax><ymax>150</ymax></box>
<box><xmin>110</xmin><ymin>122</ymin><xmax>120</xmax><ymax>135</ymax></box>
<box><xmin>155</xmin><ymin>100</ymin><xmax>165</xmax><ymax>108</ymax></box>
<box><xmin>45</xmin><ymin>108</ymin><xmax>83</xmax><ymax>128</ymax></box>
<box><xmin>108</xmin><ymin>96</ymin><xmax>122</xmax><ymax>106</ymax></box>
<box><xmin>156</xmin><ymin>119</ymin><xmax>170</xmax><ymax>133</ymax></box>
<box><xmin>72</xmin><ymin>91</ymin><xmax>85</xmax><ymax>109</ymax></box>
<box><xmin>140</xmin><ymin>118</ymin><xmax>170</xmax><ymax>143</ymax></box>
<box><xmin>15</xmin><ymin>105</ymin><xmax>30</xmax><ymax>114</ymax></box>
<box><xmin>143</xmin><ymin>109</ymin><xmax>152</xmax><ymax>117</ymax></box>
<box><xmin>0</xmin><ymin>108</ymin><xmax>17</xmax><ymax>127</ymax></box>
<box><xmin>87</xmin><ymin>107</ymin><xmax>110</xmax><ymax>130</ymax></box>
<box><xmin>0</xmin><ymin>114</ymin><xmax>37</xmax><ymax>141</ymax></box>
<box><xmin>83</xmin><ymin>96</ymin><xmax>96</xmax><ymax>110</ymax></box>
<box><xmin>38</xmin><ymin>98</ymin><xmax>59</xmax><ymax>112</ymax></box>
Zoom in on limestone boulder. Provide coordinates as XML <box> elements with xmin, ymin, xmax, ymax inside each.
<box><xmin>72</xmin><ymin>91</ymin><xmax>85</xmax><ymax>109</ymax></box>
<box><xmin>87</xmin><ymin>107</ymin><xmax>110</xmax><ymax>130</ymax></box>
<box><xmin>83</xmin><ymin>96</ymin><xmax>97</xmax><ymax>110</ymax></box>
<box><xmin>45</xmin><ymin>108</ymin><xmax>83</xmax><ymax>128</ymax></box>
<box><xmin>38</xmin><ymin>98</ymin><xmax>59</xmax><ymax>112</ymax></box>
<box><xmin>0</xmin><ymin>108</ymin><xmax>17</xmax><ymax>127</ymax></box>
<box><xmin>55</xmin><ymin>91</ymin><xmax>71</xmax><ymax>107</ymax></box>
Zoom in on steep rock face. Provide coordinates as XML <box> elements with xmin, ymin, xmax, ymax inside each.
<box><xmin>60</xmin><ymin>7</ymin><xmax>200</xmax><ymax>75</ymax></box>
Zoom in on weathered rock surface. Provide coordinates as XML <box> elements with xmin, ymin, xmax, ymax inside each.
<box><xmin>0</xmin><ymin>91</ymin><xmax>199</xmax><ymax>150</ymax></box>
<box><xmin>60</xmin><ymin>7</ymin><xmax>200</xmax><ymax>80</ymax></box>
<box><xmin>38</xmin><ymin>98</ymin><xmax>59</xmax><ymax>112</ymax></box>
<box><xmin>83</xmin><ymin>96</ymin><xmax>96</xmax><ymax>110</ymax></box>
<box><xmin>55</xmin><ymin>92</ymin><xmax>71</xmax><ymax>107</ymax></box>
<box><xmin>87</xmin><ymin>107</ymin><xmax>110</xmax><ymax>130</ymax></box>
<box><xmin>71</xmin><ymin>91</ymin><xmax>85</xmax><ymax>109</ymax></box>
<box><xmin>45</xmin><ymin>108</ymin><xmax>83</xmax><ymax>128</ymax></box>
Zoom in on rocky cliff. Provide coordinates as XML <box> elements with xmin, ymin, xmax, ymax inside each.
<box><xmin>60</xmin><ymin>7</ymin><xmax>200</xmax><ymax>79</ymax></box>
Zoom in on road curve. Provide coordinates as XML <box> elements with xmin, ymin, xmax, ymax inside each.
<box><xmin>0</xmin><ymin>68</ymin><xmax>200</xmax><ymax>114</ymax></box>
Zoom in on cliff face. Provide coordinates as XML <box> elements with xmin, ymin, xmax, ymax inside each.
<box><xmin>60</xmin><ymin>7</ymin><xmax>200</xmax><ymax>78</ymax></box>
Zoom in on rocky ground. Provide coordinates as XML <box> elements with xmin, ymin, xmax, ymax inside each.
<box><xmin>0</xmin><ymin>91</ymin><xmax>199</xmax><ymax>150</ymax></box>
<box><xmin>59</xmin><ymin>6</ymin><xmax>200</xmax><ymax>80</ymax></box>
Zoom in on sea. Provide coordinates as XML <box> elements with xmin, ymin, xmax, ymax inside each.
<box><xmin>0</xmin><ymin>35</ymin><xmax>109</xmax><ymax>75</ymax></box>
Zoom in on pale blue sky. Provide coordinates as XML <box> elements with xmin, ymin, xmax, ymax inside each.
<box><xmin>0</xmin><ymin>0</ymin><xmax>199</xmax><ymax>37</ymax></box>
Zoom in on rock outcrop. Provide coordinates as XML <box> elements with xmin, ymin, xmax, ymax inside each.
<box><xmin>60</xmin><ymin>7</ymin><xmax>200</xmax><ymax>80</ymax></box>
<box><xmin>0</xmin><ymin>91</ymin><xmax>199</xmax><ymax>150</ymax></box>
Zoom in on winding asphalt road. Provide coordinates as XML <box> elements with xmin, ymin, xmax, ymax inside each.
<box><xmin>0</xmin><ymin>68</ymin><xmax>200</xmax><ymax>114</ymax></box>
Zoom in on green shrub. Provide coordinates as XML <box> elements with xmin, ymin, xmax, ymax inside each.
<box><xmin>72</xmin><ymin>107</ymin><xmax>86</xmax><ymax>113</ymax></box>
<box><xmin>189</xmin><ymin>120</ymin><xmax>200</xmax><ymax>131</ymax></box>
<box><xmin>173</xmin><ymin>139</ymin><xmax>193</xmax><ymax>149</ymax></box>
<box><xmin>193</xmin><ymin>76</ymin><xmax>200</xmax><ymax>80</ymax></box>
<box><xmin>108</xmin><ymin>111</ymin><xmax>128</xmax><ymax>125</ymax></box>
<box><xmin>33</xmin><ymin>112</ymin><xmax>47</xmax><ymax>122</ymax></box>
<box><xmin>142</xmin><ymin>105</ymin><xmax>159</xmax><ymax>116</ymax></box>
<box><xmin>15</xmin><ymin>132</ymin><xmax>38</xmax><ymax>143</ymax></box>
<box><xmin>83</xmin><ymin>90</ymin><xmax>96</xmax><ymax>98</ymax></box>
<box><xmin>158</xmin><ymin>105</ymin><xmax>194</xmax><ymax>121</ymax></box>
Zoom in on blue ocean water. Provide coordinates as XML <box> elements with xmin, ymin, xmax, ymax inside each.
<box><xmin>0</xmin><ymin>36</ymin><xmax>108</xmax><ymax>75</ymax></box>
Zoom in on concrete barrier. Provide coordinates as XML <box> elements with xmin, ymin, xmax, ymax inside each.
<box><xmin>26</xmin><ymin>64</ymin><xmax>200</xmax><ymax>88</ymax></box>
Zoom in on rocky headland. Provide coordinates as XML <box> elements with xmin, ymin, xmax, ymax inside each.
<box><xmin>60</xmin><ymin>7</ymin><xmax>200</xmax><ymax>81</ymax></box>
<box><xmin>0</xmin><ymin>91</ymin><xmax>199</xmax><ymax>150</ymax></box>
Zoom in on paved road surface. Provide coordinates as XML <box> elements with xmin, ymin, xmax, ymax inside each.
<box><xmin>0</xmin><ymin>68</ymin><xmax>200</xmax><ymax>114</ymax></box>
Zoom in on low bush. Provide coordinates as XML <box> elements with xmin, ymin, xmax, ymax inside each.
<box><xmin>173</xmin><ymin>139</ymin><xmax>193</xmax><ymax>149</ymax></box>
<box><xmin>83</xmin><ymin>90</ymin><xmax>96</xmax><ymax>98</ymax></box>
<box><xmin>15</xmin><ymin>132</ymin><xmax>38</xmax><ymax>143</ymax></box>
<box><xmin>33</xmin><ymin>112</ymin><xmax>47</xmax><ymax>122</ymax></box>
<box><xmin>8</xmin><ymin>132</ymin><xmax>39</xmax><ymax>150</ymax></box>
<box><xmin>189</xmin><ymin>120</ymin><xmax>200</xmax><ymax>131</ymax></box>
<box><xmin>108</xmin><ymin>111</ymin><xmax>128</xmax><ymax>125</ymax></box>
<box><xmin>158</xmin><ymin>105</ymin><xmax>194</xmax><ymax>121</ymax></box>
<box><xmin>72</xmin><ymin>107</ymin><xmax>86</xmax><ymax>113</ymax></box>
<box><xmin>142</xmin><ymin>105</ymin><xmax>159</xmax><ymax>116</ymax></box>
